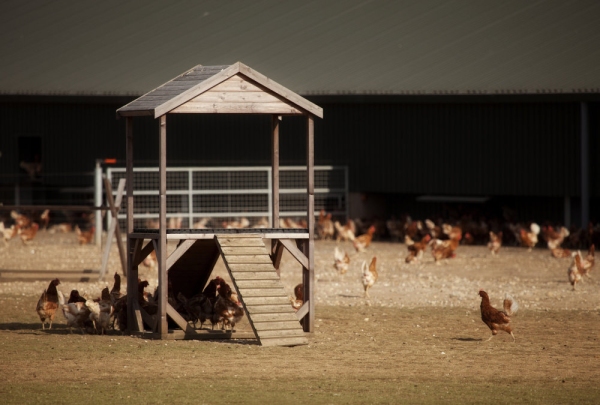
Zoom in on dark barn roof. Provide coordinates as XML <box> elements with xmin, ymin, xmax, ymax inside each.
<box><xmin>1</xmin><ymin>0</ymin><xmax>600</xmax><ymax>97</ymax></box>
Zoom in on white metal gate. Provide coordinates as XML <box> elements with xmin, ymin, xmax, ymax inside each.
<box><xmin>105</xmin><ymin>166</ymin><xmax>348</xmax><ymax>229</ymax></box>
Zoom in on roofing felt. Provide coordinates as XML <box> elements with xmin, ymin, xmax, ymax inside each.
<box><xmin>2</xmin><ymin>0</ymin><xmax>600</xmax><ymax>96</ymax></box>
<box><xmin>117</xmin><ymin>62</ymin><xmax>323</xmax><ymax>118</ymax></box>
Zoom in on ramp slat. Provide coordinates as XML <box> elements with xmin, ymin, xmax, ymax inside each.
<box><xmin>245</xmin><ymin>304</ymin><xmax>297</xmax><ymax>314</ymax></box>
<box><xmin>224</xmin><ymin>255</ymin><xmax>273</xmax><ymax>264</ymax></box>
<box><xmin>229</xmin><ymin>272</ymin><xmax>280</xmax><ymax>280</ymax></box>
<box><xmin>260</xmin><ymin>337</ymin><xmax>309</xmax><ymax>347</ymax></box>
<box><xmin>236</xmin><ymin>289</ymin><xmax>289</xmax><ymax>297</ymax></box>
<box><xmin>243</xmin><ymin>296</ymin><xmax>291</xmax><ymax>305</ymax></box>
<box><xmin>253</xmin><ymin>321</ymin><xmax>304</xmax><ymax>331</ymax></box>
<box><xmin>216</xmin><ymin>234</ymin><xmax>307</xmax><ymax>347</ymax></box>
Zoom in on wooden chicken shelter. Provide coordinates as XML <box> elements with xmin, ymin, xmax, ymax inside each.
<box><xmin>116</xmin><ymin>62</ymin><xmax>322</xmax><ymax>346</ymax></box>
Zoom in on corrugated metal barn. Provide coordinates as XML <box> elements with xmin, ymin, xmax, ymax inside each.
<box><xmin>1</xmin><ymin>1</ymin><xmax>599</xmax><ymax>227</ymax></box>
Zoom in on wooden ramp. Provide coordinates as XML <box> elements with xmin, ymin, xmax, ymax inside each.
<box><xmin>216</xmin><ymin>234</ymin><xmax>308</xmax><ymax>347</ymax></box>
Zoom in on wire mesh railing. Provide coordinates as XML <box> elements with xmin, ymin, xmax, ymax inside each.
<box><xmin>105</xmin><ymin>166</ymin><xmax>348</xmax><ymax>230</ymax></box>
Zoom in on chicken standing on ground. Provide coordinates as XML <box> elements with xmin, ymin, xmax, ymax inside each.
<box><xmin>317</xmin><ymin>210</ymin><xmax>335</xmax><ymax>240</ymax></box>
<box><xmin>405</xmin><ymin>234</ymin><xmax>431</xmax><ymax>263</ymax></box>
<box><xmin>333</xmin><ymin>246</ymin><xmax>350</xmax><ymax>274</ymax></box>
<box><xmin>361</xmin><ymin>257</ymin><xmax>378</xmax><ymax>299</ymax></box>
<box><xmin>487</xmin><ymin>231</ymin><xmax>502</xmax><ymax>255</ymax></box>
<box><xmin>75</xmin><ymin>225</ymin><xmax>95</xmax><ymax>245</ymax></box>
<box><xmin>110</xmin><ymin>273</ymin><xmax>122</xmax><ymax>305</ymax></box>
<box><xmin>36</xmin><ymin>278</ymin><xmax>61</xmax><ymax>329</ymax></box>
<box><xmin>0</xmin><ymin>222</ymin><xmax>19</xmax><ymax>245</ymax></box>
<box><xmin>212</xmin><ymin>279</ymin><xmax>244</xmax><ymax>331</ymax></box>
<box><xmin>58</xmin><ymin>291</ymin><xmax>92</xmax><ymax>334</ymax></box>
<box><xmin>519</xmin><ymin>223</ymin><xmax>540</xmax><ymax>251</ymax></box>
<box><xmin>86</xmin><ymin>299</ymin><xmax>112</xmax><ymax>335</ymax></box>
<box><xmin>479</xmin><ymin>290</ymin><xmax>518</xmax><ymax>342</ymax></box>
<box><xmin>20</xmin><ymin>223</ymin><xmax>39</xmax><ymax>244</ymax></box>
<box><xmin>431</xmin><ymin>226</ymin><xmax>462</xmax><ymax>264</ymax></box>
<box><xmin>568</xmin><ymin>252</ymin><xmax>585</xmax><ymax>290</ymax></box>
<box><xmin>334</xmin><ymin>220</ymin><xmax>355</xmax><ymax>242</ymax></box>
<box><xmin>353</xmin><ymin>225</ymin><xmax>376</xmax><ymax>252</ymax></box>
<box><xmin>290</xmin><ymin>283</ymin><xmax>304</xmax><ymax>311</ymax></box>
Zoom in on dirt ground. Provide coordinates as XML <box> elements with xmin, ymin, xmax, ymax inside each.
<box><xmin>1</xmin><ymin>232</ymin><xmax>599</xmax><ymax>404</ymax></box>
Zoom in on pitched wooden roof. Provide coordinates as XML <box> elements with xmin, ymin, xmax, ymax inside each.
<box><xmin>117</xmin><ymin>62</ymin><xmax>323</xmax><ymax>119</ymax></box>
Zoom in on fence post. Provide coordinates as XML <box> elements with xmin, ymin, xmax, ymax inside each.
<box><xmin>94</xmin><ymin>160</ymin><xmax>103</xmax><ymax>247</ymax></box>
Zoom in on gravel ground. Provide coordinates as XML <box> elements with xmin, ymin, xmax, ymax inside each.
<box><xmin>1</xmin><ymin>231</ymin><xmax>596</xmax><ymax>314</ymax></box>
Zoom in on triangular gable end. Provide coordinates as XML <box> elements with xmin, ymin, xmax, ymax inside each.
<box><xmin>170</xmin><ymin>73</ymin><xmax>304</xmax><ymax>115</ymax></box>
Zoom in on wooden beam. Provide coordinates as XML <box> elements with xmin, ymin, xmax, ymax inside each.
<box><xmin>132</xmin><ymin>239</ymin><xmax>156</xmax><ymax>268</ymax></box>
<box><xmin>271</xmin><ymin>115</ymin><xmax>280</xmax><ymax>228</ymax></box>
<box><xmin>278</xmin><ymin>238</ymin><xmax>308</xmax><ymax>269</ymax></box>
<box><xmin>166</xmin><ymin>239</ymin><xmax>195</xmax><ymax>271</ymax></box>
<box><xmin>127</xmin><ymin>238</ymin><xmax>144</xmax><ymax>333</ymax></box>
<box><xmin>166</xmin><ymin>303</ymin><xmax>198</xmax><ymax>335</ymax></box>
<box><xmin>102</xmin><ymin>177</ymin><xmax>127</xmax><ymax>278</ymax></box>
<box><xmin>304</xmin><ymin>115</ymin><xmax>315</xmax><ymax>332</ymax></box>
<box><xmin>238</xmin><ymin>63</ymin><xmax>323</xmax><ymax>118</ymax></box>
<box><xmin>270</xmin><ymin>240</ymin><xmax>284</xmax><ymax>277</ymax></box>
<box><xmin>295</xmin><ymin>300</ymin><xmax>309</xmax><ymax>320</ymax></box>
<box><xmin>170</xmin><ymin>102</ymin><xmax>302</xmax><ymax>114</ymax></box>
<box><xmin>158</xmin><ymin>115</ymin><xmax>168</xmax><ymax>338</ymax></box>
<box><xmin>126</xmin><ymin>117</ymin><xmax>134</xmax><ymax>235</ymax></box>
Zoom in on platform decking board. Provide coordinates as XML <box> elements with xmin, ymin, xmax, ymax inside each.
<box><xmin>217</xmin><ymin>238</ymin><xmax>266</xmax><ymax>247</ymax></box>
<box><xmin>215</xmin><ymin>234</ymin><xmax>307</xmax><ymax>346</ymax></box>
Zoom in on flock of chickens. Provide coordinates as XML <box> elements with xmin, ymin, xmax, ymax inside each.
<box><xmin>1</xmin><ymin>210</ymin><xmax>95</xmax><ymax>246</ymax></box>
<box><xmin>35</xmin><ymin>273</ymin><xmax>244</xmax><ymax>335</ymax></box>
<box><xmin>21</xmin><ymin>206</ymin><xmax>600</xmax><ymax>342</ymax></box>
<box><xmin>321</xmin><ymin>211</ymin><xmax>596</xmax><ymax>341</ymax></box>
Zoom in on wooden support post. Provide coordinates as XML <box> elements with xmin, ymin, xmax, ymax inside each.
<box><xmin>158</xmin><ymin>115</ymin><xmax>168</xmax><ymax>338</ymax></box>
<box><xmin>125</xmin><ymin>117</ymin><xmax>138</xmax><ymax>333</ymax></box>
<box><xmin>128</xmin><ymin>238</ymin><xmax>143</xmax><ymax>332</ymax></box>
<box><xmin>271</xmin><ymin>115</ymin><xmax>280</xmax><ymax>228</ymax></box>
<box><xmin>304</xmin><ymin>115</ymin><xmax>315</xmax><ymax>332</ymax></box>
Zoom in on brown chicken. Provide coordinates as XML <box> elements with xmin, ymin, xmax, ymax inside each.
<box><xmin>487</xmin><ymin>231</ymin><xmax>502</xmax><ymax>255</ymax></box>
<box><xmin>0</xmin><ymin>222</ymin><xmax>19</xmax><ymax>245</ymax></box>
<box><xmin>334</xmin><ymin>220</ymin><xmax>355</xmax><ymax>242</ymax></box>
<box><xmin>542</xmin><ymin>225</ymin><xmax>570</xmax><ymax>250</ymax></box>
<box><xmin>212</xmin><ymin>279</ymin><xmax>244</xmax><ymax>331</ymax></box>
<box><xmin>11</xmin><ymin>210</ymin><xmax>32</xmax><ymax>228</ymax></box>
<box><xmin>290</xmin><ymin>283</ymin><xmax>304</xmax><ymax>311</ymax></box>
<box><xmin>110</xmin><ymin>273</ymin><xmax>122</xmax><ymax>305</ymax></box>
<box><xmin>353</xmin><ymin>225</ymin><xmax>376</xmax><ymax>252</ymax></box>
<box><xmin>75</xmin><ymin>225</ymin><xmax>95</xmax><ymax>245</ymax></box>
<box><xmin>67</xmin><ymin>290</ymin><xmax>86</xmax><ymax>303</ymax></box>
<box><xmin>317</xmin><ymin>210</ymin><xmax>335</xmax><ymax>240</ymax></box>
<box><xmin>333</xmin><ymin>247</ymin><xmax>350</xmax><ymax>274</ymax></box>
<box><xmin>551</xmin><ymin>247</ymin><xmax>571</xmax><ymax>258</ymax></box>
<box><xmin>568</xmin><ymin>252</ymin><xmax>585</xmax><ymax>290</ymax></box>
<box><xmin>36</xmin><ymin>278</ymin><xmax>61</xmax><ymax>329</ymax></box>
<box><xmin>58</xmin><ymin>291</ymin><xmax>93</xmax><ymax>334</ymax></box>
<box><xmin>361</xmin><ymin>256</ymin><xmax>378</xmax><ymax>299</ymax></box>
<box><xmin>479</xmin><ymin>290</ymin><xmax>518</xmax><ymax>342</ymax></box>
<box><xmin>405</xmin><ymin>234</ymin><xmax>431</xmax><ymax>263</ymax></box>
<box><xmin>20</xmin><ymin>222</ymin><xmax>39</xmax><ymax>244</ymax></box>
<box><xmin>431</xmin><ymin>227</ymin><xmax>462</xmax><ymax>264</ymax></box>
<box><xmin>519</xmin><ymin>223</ymin><xmax>540</xmax><ymax>251</ymax></box>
